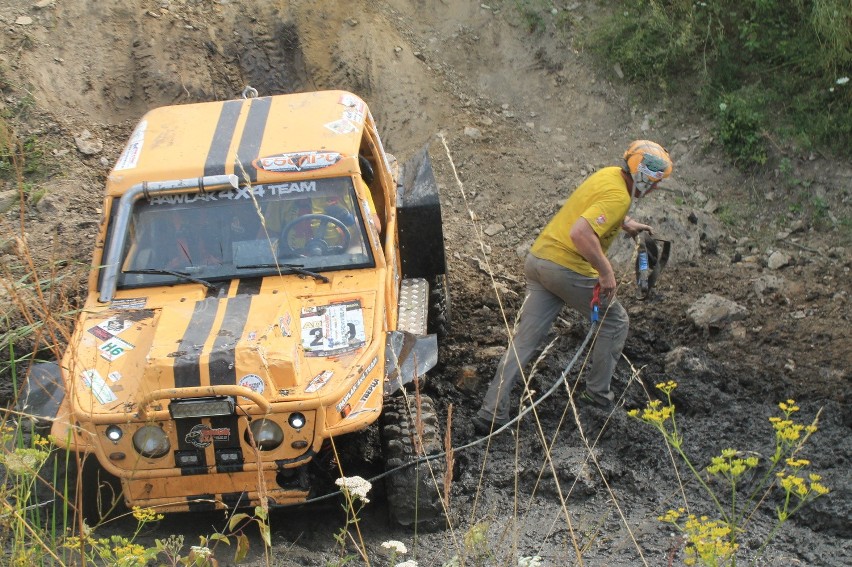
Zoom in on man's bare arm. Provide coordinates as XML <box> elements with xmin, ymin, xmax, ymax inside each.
<box><xmin>569</xmin><ymin>218</ymin><xmax>616</xmax><ymax>298</ymax></box>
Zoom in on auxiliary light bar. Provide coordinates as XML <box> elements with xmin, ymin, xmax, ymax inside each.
<box><xmin>169</xmin><ymin>396</ymin><xmax>235</xmax><ymax>419</ymax></box>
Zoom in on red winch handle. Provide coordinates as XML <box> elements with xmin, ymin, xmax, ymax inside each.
<box><xmin>590</xmin><ymin>283</ymin><xmax>602</xmax><ymax>323</ymax></box>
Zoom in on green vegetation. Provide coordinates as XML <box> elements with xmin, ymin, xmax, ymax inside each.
<box><xmin>0</xmin><ymin>110</ymin><xmax>51</xmax><ymax>207</ymax></box>
<box><xmin>510</xmin><ymin>0</ymin><xmax>577</xmax><ymax>43</ymax></box>
<box><xmin>580</xmin><ymin>0</ymin><xmax>852</xmax><ymax>167</ymax></box>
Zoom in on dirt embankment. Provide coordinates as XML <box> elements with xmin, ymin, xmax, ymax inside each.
<box><xmin>0</xmin><ymin>1</ymin><xmax>849</xmax><ymax>565</ymax></box>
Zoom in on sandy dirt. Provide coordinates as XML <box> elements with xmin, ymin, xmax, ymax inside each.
<box><xmin>0</xmin><ymin>1</ymin><xmax>849</xmax><ymax>565</ymax></box>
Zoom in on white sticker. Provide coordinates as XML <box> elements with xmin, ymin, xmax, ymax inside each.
<box><xmin>255</xmin><ymin>151</ymin><xmax>342</xmax><ymax>173</ymax></box>
<box><xmin>279</xmin><ymin>314</ymin><xmax>292</xmax><ymax>337</ymax></box>
<box><xmin>98</xmin><ymin>336</ymin><xmax>134</xmax><ymax>361</ymax></box>
<box><xmin>238</xmin><ymin>374</ymin><xmax>265</xmax><ymax>395</ymax></box>
<box><xmin>338</xmin><ymin>93</ymin><xmax>365</xmax><ymax>111</ymax></box>
<box><xmin>343</xmin><ymin>108</ymin><xmax>365</xmax><ymax>125</ymax></box>
<box><xmin>114</xmin><ymin>120</ymin><xmax>146</xmax><ymax>171</ymax></box>
<box><xmin>301</xmin><ymin>300</ymin><xmax>366</xmax><ymax>357</ymax></box>
<box><xmin>346</xmin><ymin>378</ymin><xmax>381</xmax><ymax>419</ymax></box>
<box><xmin>108</xmin><ymin>371</ymin><xmax>122</xmax><ymax>382</ymax></box>
<box><xmin>98</xmin><ymin>317</ymin><xmax>133</xmax><ymax>336</ymax></box>
<box><xmin>335</xmin><ymin>357</ymin><xmax>378</xmax><ymax>413</ymax></box>
<box><xmin>305</xmin><ymin>370</ymin><xmax>333</xmax><ymax>393</ymax></box>
<box><xmin>110</xmin><ymin>297</ymin><xmax>147</xmax><ymax>310</ymax></box>
<box><xmin>81</xmin><ymin>369</ymin><xmax>118</xmax><ymax>404</ymax></box>
<box><xmin>325</xmin><ymin>118</ymin><xmax>358</xmax><ymax>135</ymax></box>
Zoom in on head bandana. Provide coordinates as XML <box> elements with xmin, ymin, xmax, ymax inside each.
<box><xmin>633</xmin><ymin>155</ymin><xmax>668</xmax><ymax>196</ymax></box>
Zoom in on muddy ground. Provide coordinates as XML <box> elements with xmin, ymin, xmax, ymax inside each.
<box><xmin>0</xmin><ymin>1</ymin><xmax>849</xmax><ymax>565</ymax></box>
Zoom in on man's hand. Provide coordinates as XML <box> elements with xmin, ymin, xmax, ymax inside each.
<box><xmin>597</xmin><ymin>269</ymin><xmax>617</xmax><ymax>302</ymax></box>
<box><xmin>621</xmin><ymin>217</ymin><xmax>653</xmax><ymax>238</ymax></box>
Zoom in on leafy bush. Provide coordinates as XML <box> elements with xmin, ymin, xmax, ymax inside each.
<box><xmin>584</xmin><ymin>0</ymin><xmax>852</xmax><ymax>163</ymax></box>
<box><xmin>717</xmin><ymin>93</ymin><xmax>768</xmax><ymax>166</ymax></box>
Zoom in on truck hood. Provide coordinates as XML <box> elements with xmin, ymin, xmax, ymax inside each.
<box><xmin>65</xmin><ymin>289</ymin><xmax>377</xmax><ymax>415</ymax></box>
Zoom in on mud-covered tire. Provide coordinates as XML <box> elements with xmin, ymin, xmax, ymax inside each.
<box><xmin>427</xmin><ymin>274</ymin><xmax>452</xmax><ymax>338</ymax></box>
<box><xmin>380</xmin><ymin>394</ymin><xmax>446</xmax><ymax>530</ymax></box>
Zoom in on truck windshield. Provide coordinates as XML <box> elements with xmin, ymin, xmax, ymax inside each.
<box><xmin>115</xmin><ymin>177</ymin><xmax>374</xmax><ymax>289</ymax></box>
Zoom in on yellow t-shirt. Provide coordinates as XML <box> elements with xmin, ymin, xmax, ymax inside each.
<box><xmin>530</xmin><ymin>167</ymin><xmax>630</xmax><ymax>277</ymax></box>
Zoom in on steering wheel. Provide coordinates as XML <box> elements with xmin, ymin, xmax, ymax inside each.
<box><xmin>279</xmin><ymin>214</ymin><xmax>351</xmax><ymax>257</ymax></box>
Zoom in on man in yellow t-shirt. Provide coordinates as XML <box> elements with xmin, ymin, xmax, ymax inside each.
<box><xmin>474</xmin><ymin>141</ymin><xmax>673</xmax><ymax>435</ymax></box>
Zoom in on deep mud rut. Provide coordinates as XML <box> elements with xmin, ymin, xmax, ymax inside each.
<box><xmin>0</xmin><ymin>1</ymin><xmax>849</xmax><ymax>566</ymax></box>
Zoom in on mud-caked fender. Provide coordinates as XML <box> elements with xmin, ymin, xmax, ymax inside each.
<box><xmin>383</xmin><ymin>330</ymin><xmax>438</xmax><ymax>395</ymax></box>
<box><xmin>16</xmin><ymin>361</ymin><xmax>65</xmax><ymax>423</ymax></box>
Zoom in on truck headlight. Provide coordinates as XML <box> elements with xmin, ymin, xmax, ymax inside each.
<box><xmin>247</xmin><ymin>419</ymin><xmax>283</xmax><ymax>451</ymax></box>
<box><xmin>105</xmin><ymin>425</ymin><xmax>123</xmax><ymax>443</ymax></box>
<box><xmin>133</xmin><ymin>425</ymin><xmax>171</xmax><ymax>458</ymax></box>
<box><xmin>288</xmin><ymin>412</ymin><xmax>306</xmax><ymax>429</ymax></box>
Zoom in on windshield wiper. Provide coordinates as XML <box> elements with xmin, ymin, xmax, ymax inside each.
<box><xmin>236</xmin><ymin>263</ymin><xmax>330</xmax><ymax>283</ymax></box>
<box><xmin>123</xmin><ymin>268</ymin><xmax>218</xmax><ymax>290</ymax></box>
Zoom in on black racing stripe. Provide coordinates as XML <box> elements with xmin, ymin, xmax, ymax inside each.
<box><xmin>208</xmin><ymin>295</ymin><xmax>253</xmax><ymax>386</ymax></box>
<box><xmin>236</xmin><ymin>277</ymin><xmax>262</xmax><ymax>296</ymax></box>
<box><xmin>211</xmin><ymin>414</ymin><xmax>244</xmax><ymax>473</ymax></box>
<box><xmin>221</xmin><ymin>492</ymin><xmax>245</xmax><ymax>509</ymax></box>
<box><xmin>205</xmin><ymin>100</ymin><xmax>243</xmax><ymax>177</ymax></box>
<box><xmin>187</xmin><ymin>496</ymin><xmax>217</xmax><ymax>513</ymax></box>
<box><xmin>234</xmin><ymin>96</ymin><xmax>272</xmax><ymax>183</ymax></box>
<box><xmin>174</xmin><ymin>298</ymin><xmax>220</xmax><ymax>388</ymax></box>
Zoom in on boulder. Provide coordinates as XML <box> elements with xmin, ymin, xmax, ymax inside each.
<box><xmin>687</xmin><ymin>293</ymin><xmax>747</xmax><ymax>330</ymax></box>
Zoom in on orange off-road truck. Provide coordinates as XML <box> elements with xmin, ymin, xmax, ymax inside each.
<box><xmin>19</xmin><ymin>90</ymin><xmax>450</xmax><ymax>527</ymax></box>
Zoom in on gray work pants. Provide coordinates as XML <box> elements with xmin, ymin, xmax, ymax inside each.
<box><xmin>478</xmin><ymin>254</ymin><xmax>629</xmax><ymax>422</ymax></box>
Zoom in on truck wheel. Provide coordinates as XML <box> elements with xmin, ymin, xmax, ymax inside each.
<box><xmin>380</xmin><ymin>394</ymin><xmax>446</xmax><ymax>530</ymax></box>
<box><xmin>427</xmin><ymin>274</ymin><xmax>452</xmax><ymax>338</ymax></box>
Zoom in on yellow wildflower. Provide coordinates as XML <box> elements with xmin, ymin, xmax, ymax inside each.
<box><xmin>131</xmin><ymin>506</ymin><xmax>164</xmax><ymax>523</ymax></box>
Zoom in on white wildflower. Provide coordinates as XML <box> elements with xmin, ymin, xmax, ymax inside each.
<box><xmin>0</xmin><ymin>448</ymin><xmax>48</xmax><ymax>477</ymax></box>
<box><xmin>189</xmin><ymin>546</ymin><xmax>213</xmax><ymax>558</ymax></box>
<box><xmin>335</xmin><ymin>475</ymin><xmax>372</xmax><ymax>502</ymax></box>
<box><xmin>518</xmin><ymin>556</ymin><xmax>543</xmax><ymax>567</ymax></box>
<box><xmin>836</xmin><ymin>77</ymin><xmax>849</xmax><ymax>85</ymax></box>
<box><xmin>382</xmin><ymin>540</ymin><xmax>408</xmax><ymax>554</ymax></box>
<box><xmin>395</xmin><ymin>561</ymin><xmax>418</xmax><ymax>567</ymax></box>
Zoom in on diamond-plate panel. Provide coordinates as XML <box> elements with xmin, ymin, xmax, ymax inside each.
<box><xmin>397</xmin><ymin>278</ymin><xmax>428</xmax><ymax>335</ymax></box>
